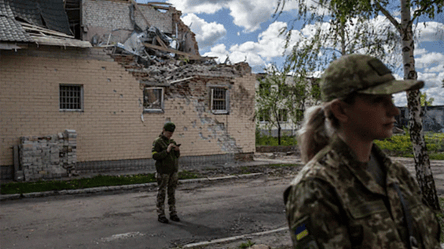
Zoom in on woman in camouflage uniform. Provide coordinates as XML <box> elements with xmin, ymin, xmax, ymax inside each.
<box><xmin>284</xmin><ymin>54</ymin><xmax>441</xmax><ymax>249</ymax></box>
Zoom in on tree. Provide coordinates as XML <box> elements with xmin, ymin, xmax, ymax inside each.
<box><xmin>256</xmin><ymin>65</ymin><xmax>322</xmax><ymax>145</ymax></box>
<box><xmin>285</xmin><ymin>75</ymin><xmax>322</xmax><ymax>127</ymax></box>
<box><xmin>276</xmin><ymin>0</ymin><xmax>443</xmax><ymax>210</ymax></box>
<box><xmin>278</xmin><ymin>1</ymin><xmax>402</xmax><ymax>76</ymax></box>
<box><xmin>420</xmin><ymin>92</ymin><xmax>435</xmax><ymax>106</ymax></box>
<box><xmin>256</xmin><ymin>65</ymin><xmax>290</xmax><ymax>145</ymax></box>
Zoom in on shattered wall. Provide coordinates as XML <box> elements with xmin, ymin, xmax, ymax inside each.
<box><xmin>82</xmin><ymin>0</ymin><xmax>199</xmax><ymax>56</ymax></box>
<box><xmin>18</xmin><ymin>130</ymin><xmax>77</xmax><ymax>182</ymax></box>
<box><xmin>1</xmin><ymin>46</ymin><xmax>256</xmax><ymax>180</ymax></box>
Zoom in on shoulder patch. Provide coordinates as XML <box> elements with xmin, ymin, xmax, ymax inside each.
<box><xmin>295</xmin><ymin>223</ymin><xmax>309</xmax><ymax>241</ymax></box>
<box><xmin>291</xmin><ymin>216</ymin><xmax>319</xmax><ymax>249</ymax></box>
<box><xmin>290</xmin><ymin>216</ymin><xmax>319</xmax><ymax>249</ymax></box>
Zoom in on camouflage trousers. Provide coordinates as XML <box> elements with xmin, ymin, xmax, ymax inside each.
<box><xmin>156</xmin><ymin>172</ymin><xmax>178</xmax><ymax>217</ymax></box>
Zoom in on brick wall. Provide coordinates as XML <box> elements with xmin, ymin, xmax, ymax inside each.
<box><xmin>0</xmin><ymin>46</ymin><xmax>256</xmax><ymax>178</ymax></box>
<box><xmin>18</xmin><ymin>130</ymin><xmax>77</xmax><ymax>182</ymax></box>
<box><xmin>82</xmin><ymin>0</ymin><xmax>173</xmax><ymax>44</ymax></box>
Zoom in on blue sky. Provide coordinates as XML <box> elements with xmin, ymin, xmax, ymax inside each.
<box><xmin>137</xmin><ymin>0</ymin><xmax>444</xmax><ymax>106</ymax></box>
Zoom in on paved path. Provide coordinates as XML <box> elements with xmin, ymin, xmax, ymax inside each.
<box><xmin>256</xmin><ymin>154</ymin><xmax>444</xmax><ymax>197</ymax></box>
<box><xmin>0</xmin><ymin>175</ymin><xmax>291</xmax><ymax>249</ymax></box>
<box><xmin>392</xmin><ymin>157</ymin><xmax>444</xmax><ymax>196</ymax></box>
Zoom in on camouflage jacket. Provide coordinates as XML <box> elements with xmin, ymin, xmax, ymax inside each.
<box><xmin>152</xmin><ymin>134</ymin><xmax>180</xmax><ymax>174</ymax></box>
<box><xmin>284</xmin><ymin>136</ymin><xmax>440</xmax><ymax>249</ymax></box>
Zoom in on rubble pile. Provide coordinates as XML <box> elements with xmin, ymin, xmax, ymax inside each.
<box><xmin>111</xmin><ymin>52</ymin><xmax>250</xmax><ymax>86</ymax></box>
<box><xmin>17</xmin><ymin>130</ymin><xmax>77</xmax><ymax>182</ymax></box>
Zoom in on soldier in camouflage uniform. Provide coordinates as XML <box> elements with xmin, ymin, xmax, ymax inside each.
<box><xmin>152</xmin><ymin>122</ymin><xmax>181</xmax><ymax>223</ymax></box>
<box><xmin>284</xmin><ymin>54</ymin><xmax>441</xmax><ymax>248</ymax></box>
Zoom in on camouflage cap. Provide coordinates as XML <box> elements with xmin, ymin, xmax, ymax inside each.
<box><xmin>320</xmin><ymin>54</ymin><xmax>424</xmax><ymax>102</ymax></box>
<box><xmin>163</xmin><ymin>122</ymin><xmax>176</xmax><ymax>132</ymax></box>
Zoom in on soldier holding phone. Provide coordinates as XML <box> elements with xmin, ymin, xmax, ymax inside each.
<box><xmin>152</xmin><ymin>122</ymin><xmax>181</xmax><ymax>223</ymax></box>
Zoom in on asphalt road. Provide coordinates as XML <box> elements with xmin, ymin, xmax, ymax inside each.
<box><xmin>0</xmin><ymin>175</ymin><xmax>292</xmax><ymax>249</ymax></box>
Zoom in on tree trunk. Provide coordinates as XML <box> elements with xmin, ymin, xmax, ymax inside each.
<box><xmin>400</xmin><ymin>0</ymin><xmax>440</xmax><ymax>210</ymax></box>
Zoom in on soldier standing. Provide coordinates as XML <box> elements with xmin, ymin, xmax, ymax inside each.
<box><xmin>284</xmin><ymin>54</ymin><xmax>441</xmax><ymax>248</ymax></box>
<box><xmin>152</xmin><ymin>122</ymin><xmax>181</xmax><ymax>223</ymax></box>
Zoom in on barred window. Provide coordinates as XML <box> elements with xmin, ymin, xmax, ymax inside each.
<box><xmin>60</xmin><ymin>84</ymin><xmax>83</xmax><ymax>111</ymax></box>
<box><xmin>211</xmin><ymin>87</ymin><xmax>229</xmax><ymax>114</ymax></box>
<box><xmin>144</xmin><ymin>87</ymin><xmax>164</xmax><ymax>112</ymax></box>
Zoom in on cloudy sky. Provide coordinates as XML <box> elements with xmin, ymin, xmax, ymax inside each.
<box><xmin>137</xmin><ymin>0</ymin><xmax>444</xmax><ymax>106</ymax></box>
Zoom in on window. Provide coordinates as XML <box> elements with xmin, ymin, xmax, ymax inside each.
<box><xmin>278</xmin><ymin>109</ymin><xmax>288</xmax><ymax>122</ymax></box>
<box><xmin>60</xmin><ymin>84</ymin><xmax>83</xmax><ymax>111</ymax></box>
<box><xmin>144</xmin><ymin>87</ymin><xmax>164</xmax><ymax>112</ymax></box>
<box><xmin>258</xmin><ymin>109</ymin><xmax>270</xmax><ymax>122</ymax></box>
<box><xmin>211</xmin><ymin>87</ymin><xmax>229</xmax><ymax>114</ymax></box>
<box><xmin>258</xmin><ymin>109</ymin><xmax>287</xmax><ymax>122</ymax></box>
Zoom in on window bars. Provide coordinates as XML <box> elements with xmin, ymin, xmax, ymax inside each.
<box><xmin>60</xmin><ymin>85</ymin><xmax>82</xmax><ymax>111</ymax></box>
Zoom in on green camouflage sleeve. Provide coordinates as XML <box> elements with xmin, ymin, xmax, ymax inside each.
<box><xmin>285</xmin><ymin>178</ymin><xmax>351</xmax><ymax>249</ymax></box>
<box><xmin>152</xmin><ymin>139</ymin><xmax>168</xmax><ymax>161</ymax></box>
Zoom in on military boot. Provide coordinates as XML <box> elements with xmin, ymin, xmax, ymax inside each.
<box><xmin>158</xmin><ymin>216</ymin><xmax>169</xmax><ymax>223</ymax></box>
<box><xmin>170</xmin><ymin>214</ymin><xmax>180</xmax><ymax>222</ymax></box>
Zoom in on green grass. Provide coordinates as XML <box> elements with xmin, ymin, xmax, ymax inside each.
<box><xmin>0</xmin><ymin>171</ymin><xmax>206</xmax><ymax>195</ymax></box>
<box><xmin>1</xmin><ymin>174</ymin><xmax>157</xmax><ymax>195</ymax></box>
<box><xmin>238</xmin><ymin>240</ymin><xmax>255</xmax><ymax>249</ymax></box>
<box><xmin>375</xmin><ymin>132</ymin><xmax>444</xmax><ymax>160</ymax></box>
<box><xmin>256</xmin><ymin>130</ymin><xmax>297</xmax><ymax>146</ymax></box>
<box><xmin>1</xmin><ymin>165</ymin><xmax>291</xmax><ymax>195</ymax></box>
<box><xmin>178</xmin><ymin>170</ymin><xmax>202</xmax><ymax>179</ymax></box>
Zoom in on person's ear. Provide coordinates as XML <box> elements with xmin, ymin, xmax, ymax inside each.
<box><xmin>330</xmin><ymin>99</ymin><xmax>349</xmax><ymax>123</ymax></box>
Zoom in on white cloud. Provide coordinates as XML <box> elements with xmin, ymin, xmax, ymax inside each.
<box><xmin>424</xmin><ymin>87</ymin><xmax>444</xmax><ymax>106</ymax></box>
<box><xmin>419</xmin><ymin>72</ymin><xmax>443</xmax><ymax>89</ymax></box>
<box><xmin>203</xmin><ymin>44</ymin><xmax>230</xmax><ymax>63</ymax></box>
<box><xmin>394</xmin><ymin>92</ymin><xmax>408</xmax><ymax>107</ymax></box>
<box><xmin>414</xmin><ymin>48</ymin><xmax>428</xmax><ymax>56</ymax></box>
<box><xmin>203</xmin><ymin>21</ymin><xmax>302</xmax><ymax>69</ymax></box>
<box><xmin>416</xmin><ymin>52</ymin><xmax>444</xmax><ymax>69</ymax></box>
<box><xmin>168</xmin><ymin>0</ymin><xmax>277</xmax><ymax>32</ymax></box>
<box><xmin>415</xmin><ymin>21</ymin><xmax>444</xmax><ymax>42</ymax></box>
<box><xmin>166</xmin><ymin>0</ymin><xmax>225</xmax><ymax>14</ymax></box>
<box><xmin>181</xmin><ymin>14</ymin><xmax>226</xmax><ymax>49</ymax></box>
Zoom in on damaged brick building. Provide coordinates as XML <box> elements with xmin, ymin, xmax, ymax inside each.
<box><xmin>0</xmin><ymin>0</ymin><xmax>256</xmax><ymax>181</ymax></box>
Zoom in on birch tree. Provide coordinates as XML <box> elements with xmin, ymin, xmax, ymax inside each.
<box><xmin>276</xmin><ymin>0</ymin><xmax>443</xmax><ymax>210</ymax></box>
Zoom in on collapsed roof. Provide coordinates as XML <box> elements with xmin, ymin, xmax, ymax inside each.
<box><xmin>0</xmin><ymin>0</ymin><xmax>248</xmax><ymax>78</ymax></box>
<box><xmin>0</xmin><ymin>0</ymin><xmax>90</xmax><ymax>49</ymax></box>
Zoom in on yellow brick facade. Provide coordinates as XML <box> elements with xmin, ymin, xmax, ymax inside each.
<box><xmin>0</xmin><ymin>46</ymin><xmax>256</xmax><ymax>168</ymax></box>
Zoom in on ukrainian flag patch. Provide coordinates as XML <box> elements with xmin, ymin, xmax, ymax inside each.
<box><xmin>295</xmin><ymin>223</ymin><xmax>309</xmax><ymax>241</ymax></box>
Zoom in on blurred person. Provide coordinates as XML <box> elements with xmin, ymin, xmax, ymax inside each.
<box><xmin>284</xmin><ymin>54</ymin><xmax>441</xmax><ymax>248</ymax></box>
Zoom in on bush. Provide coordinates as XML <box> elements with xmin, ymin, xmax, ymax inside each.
<box><xmin>375</xmin><ymin>132</ymin><xmax>444</xmax><ymax>159</ymax></box>
<box><xmin>256</xmin><ymin>129</ymin><xmax>297</xmax><ymax>146</ymax></box>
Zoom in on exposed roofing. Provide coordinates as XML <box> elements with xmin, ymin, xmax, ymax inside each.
<box><xmin>0</xmin><ymin>0</ymin><xmax>72</xmax><ymax>43</ymax></box>
<box><xmin>7</xmin><ymin>0</ymin><xmax>72</xmax><ymax>35</ymax></box>
<box><xmin>0</xmin><ymin>0</ymin><xmax>32</xmax><ymax>42</ymax></box>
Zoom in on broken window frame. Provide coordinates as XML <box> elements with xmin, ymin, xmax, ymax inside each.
<box><xmin>143</xmin><ymin>87</ymin><xmax>164</xmax><ymax>113</ymax></box>
<box><xmin>210</xmin><ymin>87</ymin><xmax>229</xmax><ymax>114</ymax></box>
<box><xmin>59</xmin><ymin>84</ymin><xmax>83</xmax><ymax>112</ymax></box>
